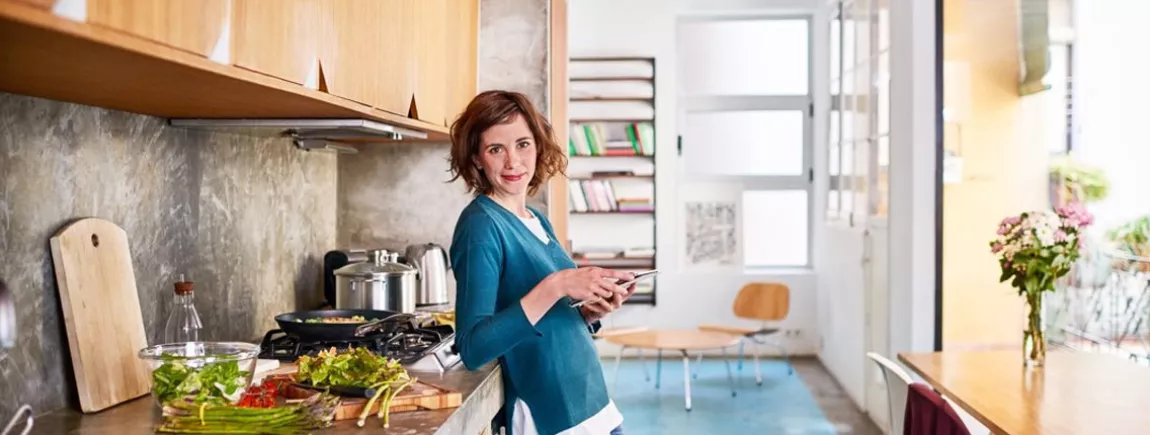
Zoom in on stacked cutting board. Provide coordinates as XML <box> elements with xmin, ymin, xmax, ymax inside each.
<box><xmin>266</xmin><ymin>363</ymin><xmax>462</xmax><ymax>420</ymax></box>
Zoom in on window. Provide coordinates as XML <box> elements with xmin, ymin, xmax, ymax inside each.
<box><xmin>827</xmin><ymin>0</ymin><xmax>891</xmax><ymax>223</ymax></box>
<box><xmin>679</xmin><ymin>17</ymin><xmax>813</xmax><ymax>268</ymax></box>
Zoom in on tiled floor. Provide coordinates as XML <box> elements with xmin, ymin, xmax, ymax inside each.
<box><xmin>791</xmin><ymin>358</ymin><xmax>884</xmax><ymax>435</ymax></box>
<box><xmin>604</xmin><ymin>356</ymin><xmax>882</xmax><ymax>435</ymax></box>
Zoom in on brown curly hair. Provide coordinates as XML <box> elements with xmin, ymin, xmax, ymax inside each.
<box><xmin>448</xmin><ymin>90</ymin><xmax>567</xmax><ymax>196</ymax></box>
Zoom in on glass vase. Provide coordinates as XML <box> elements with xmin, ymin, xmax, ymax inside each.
<box><xmin>1023</xmin><ymin>290</ymin><xmax>1046</xmax><ymax>368</ymax></box>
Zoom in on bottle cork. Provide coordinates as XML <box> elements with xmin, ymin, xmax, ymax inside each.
<box><xmin>174</xmin><ymin>273</ymin><xmax>194</xmax><ymax>295</ymax></box>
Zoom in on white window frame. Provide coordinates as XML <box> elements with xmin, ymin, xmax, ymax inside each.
<box><xmin>827</xmin><ymin>0</ymin><xmax>891</xmax><ymax>226</ymax></box>
<box><xmin>677</xmin><ymin>15</ymin><xmax>816</xmax><ymax>269</ymax></box>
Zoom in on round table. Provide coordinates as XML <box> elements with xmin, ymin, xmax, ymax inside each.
<box><xmin>603</xmin><ymin>330</ymin><xmax>741</xmax><ymax>411</ymax></box>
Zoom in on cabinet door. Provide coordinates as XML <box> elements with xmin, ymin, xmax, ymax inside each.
<box><xmin>231</xmin><ymin>0</ymin><xmax>321</xmax><ymax>87</ymax></box>
<box><xmin>412</xmin><ymin>0</ymin><xmax>448</xmax><ymax>126</ymax></box>
<box><xmin>373</xmin><ymin>0</ymin><xmax>416</xmax><ymax>116</ymax></box>
<box><xmin>5</xmin><ymin>0</ymin><xmax>54</xmax><ymax>10</ymax></box>
<box><xmin>445</xmin><ymin>0</ymin><xmax>478</xmax><ymax>124</ymax></box>
<box><xmin>319</xmin><ymin>0</ymin><xmax>381</xmax><ymax>107</ymax></box>
<box><xmin>88</xmin><ymin>0</ymin><xmax>229</xmax><ymax>58</ymax></box>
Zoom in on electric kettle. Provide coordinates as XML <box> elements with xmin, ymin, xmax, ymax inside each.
<box><xmin>404</xmin><ymin>243</ymin><xmax>450</xmax><ymax>306</ymax></box>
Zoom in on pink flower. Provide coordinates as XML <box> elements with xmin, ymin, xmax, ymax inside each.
<box><xmin>1054</xmin><ymin>230</ymin><xmax>1067</xmax><ymax>242</ymax></box>
<box><xmin>997</xmin><ymin>225</ymin><xmax>1010</xmax><ymax>235</ymax></box>
<box><xmin>1002</xmin><ymin>216</ymin><xmax>1022</xmax><ymax>226</ymax></box>
<box><xmin>991</xmin><ymin>242</ymin><xmax>1004</xmax><ymax>253</ymax></box>
<box><xmin>1057</xmin><ymin>202</ymin><xmax>1095</xmax><ymax>228</ymax></box>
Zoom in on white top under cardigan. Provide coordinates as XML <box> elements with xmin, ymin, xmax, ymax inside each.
<box><xmin>511</xmin><ymin>214</ymin><xmax>623</xmax><ymax>435</ymax></box>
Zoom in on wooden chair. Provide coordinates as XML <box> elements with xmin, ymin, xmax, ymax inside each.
<box><xmin>699</xmin><ymin>282</ymin><xmax>792</xmax><ymax>385</ymax></box>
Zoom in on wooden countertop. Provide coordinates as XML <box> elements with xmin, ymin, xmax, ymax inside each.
<box><xmin>899</xmin><ymin>350</ymin><xmax>1150</xmax><ymax>435</ymax></box>
<box><xmin>35</xmin><ymin>363</ymin><xmax>502</xmax><ymax>435</ymax></box>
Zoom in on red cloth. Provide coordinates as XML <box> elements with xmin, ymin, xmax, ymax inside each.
<box><xmin>903</xmin><ymin>383</ymin><xmax>972</xmax><ymax>435</ymax></box>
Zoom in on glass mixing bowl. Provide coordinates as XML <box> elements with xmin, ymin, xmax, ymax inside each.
<box><xmin>137</xmin><ymin>342</ymin><xmax>260</xmax><ymax>407</ymax></box>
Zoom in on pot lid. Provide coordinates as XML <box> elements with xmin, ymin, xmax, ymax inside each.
<box><xmin>334</xmin><ymin>260</ymin><xmax>416</xmax><ymax>278</ymax></box>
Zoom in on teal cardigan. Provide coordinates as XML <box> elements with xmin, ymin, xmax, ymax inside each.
<box><xmin>450</xmin><ymin>195</ymin><xmax>610</xmax><ymax>435</ymax></box>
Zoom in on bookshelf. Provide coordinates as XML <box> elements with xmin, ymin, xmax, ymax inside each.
<box><xmin>567</xmin><ymin>56</ymin><xmax>658</xmax><ymax>306</ymax></box>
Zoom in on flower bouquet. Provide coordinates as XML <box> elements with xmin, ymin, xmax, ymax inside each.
<box><xmin>989</xmin><ymin>202</ymin><xmax>1093</xmax><ymax>367</ymax></box>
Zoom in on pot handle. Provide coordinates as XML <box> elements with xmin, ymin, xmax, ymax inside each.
<box><xmin>1</xmin><ymin>405</ymin><xmax>32</xmax><ymax>435</ymax></box>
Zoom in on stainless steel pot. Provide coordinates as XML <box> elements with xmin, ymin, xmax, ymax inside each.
<box><xmin>404</xmin><ymin>243</ymin><xmax>450</xmax><ymax>306</ymax></box>
<box><xmin>334</xmin><ymin>250</ymin><xmax>418</xmax><ymax>313</ymax></box>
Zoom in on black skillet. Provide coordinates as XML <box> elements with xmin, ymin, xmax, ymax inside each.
<box><xmin>273</xmin><ymin>309</ymin><xmax>416</xmax><ymax>342</ymax></box>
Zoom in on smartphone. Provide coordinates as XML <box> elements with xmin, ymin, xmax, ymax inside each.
<box><xmin>570</xmin><ymin>270</ymin><xmax>658</xmax><ymax>308</ymax></box>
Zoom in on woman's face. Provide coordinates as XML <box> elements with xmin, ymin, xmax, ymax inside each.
<box><xmin>476</xmin><ymin>114</ymin><xmax>537</xmax><ymax>199</ymax></box>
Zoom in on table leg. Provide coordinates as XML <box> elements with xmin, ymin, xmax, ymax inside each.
<box><xmin>722</xmin><ymin>346</ymin><xmax>737</xmax><ymax>397</ymax></box>
<box><xmin>753</xmin><ymin>342</ymin><xmax>763</xmax><ymax>386</ymax></box>
<box><xmin>655</xmin><ymin>349</ymin><xmax>663</xmax><ymax>389</ymax></box>
<box><xmin>693</xmin><ymin>353</ymin><xmax>702</xmax><ymax>379</ymax></box>
<box><xmin>639</xmin><ymin>348</ymin><xmax>650</xmax><ymax>382</ymax></box>
<box><xmin>613</xmin><ymin>345</ymin><xmax>625</xmax><ymax>392</ymax></box>
<box><xmin>737</xmin><ymin>340</ymin><xmax>745</xmax><ymax>371</ymax></box>
<box><xmin>681</xmin><ymin>350</ymin><xmax>692</xmax><ymax>411</ymax></box>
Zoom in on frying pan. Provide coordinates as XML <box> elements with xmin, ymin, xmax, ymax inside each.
<box><xmin>274</xmin><ymin>309</ymin><xmax>416</xmax><ymax>342</ymax></box>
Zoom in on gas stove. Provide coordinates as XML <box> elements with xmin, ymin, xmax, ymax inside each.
<box><xmin>258</xmin><ymin>323</ymin><xmax>461</xmax><ymax>372</ymax></box>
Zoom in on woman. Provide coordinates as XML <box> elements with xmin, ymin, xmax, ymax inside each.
<box><xmin>448</xmin><ymin>90</ymin><xmax>634</xmax><ymax>435</ymax></box>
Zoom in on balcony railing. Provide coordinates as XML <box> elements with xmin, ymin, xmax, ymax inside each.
<box><xmin>1047</xmin><ymin>248</ymin><xmax>1150</xmax><ymax>364</ymax></box>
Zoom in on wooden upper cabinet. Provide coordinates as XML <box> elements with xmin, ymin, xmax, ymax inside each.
<box><xmin>445</xmin><ymin>0</ymin><xmax>479</xmax><ymax>125</ymax></box>
<box><xmin>411</xmin><ymin>0</ymin><xmax>448</xmax><ymax>126</ymax></box>
<box><xmin>87</xmin><ymin>0</ymin><xmax>229</xmax><ymax>58</ymax></box>
<box><xmin>6</xmin><ymin>0</ymin><xmax>54</xmax><ymax>10</ymax></box>
<box><xmin>231</xmin><ymin>0</ymin><xmax>320</xmax><ymax>86</ymax></box>
<box><xmin>319</xmin><ymin>0</ymin><xmax>380</xmax><ymax>108</ymax></box>
<box><xmin>373</xmin><ymin>0</ymin><xmax>416</xmax><ymax>116</ymax></box>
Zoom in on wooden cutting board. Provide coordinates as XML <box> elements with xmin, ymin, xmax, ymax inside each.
<box><xmin>50</xmin><ymin>218</ymin><xmax>151</xmax><ymax>413</ymax></box>
<box><xmin>271</xmin><ymin>365</ymin><xmax>461</xmax><ymax>421</ymax></box>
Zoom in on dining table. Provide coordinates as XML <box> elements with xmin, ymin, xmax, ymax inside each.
<box><xmin>898</xmin><ymin>349</ymin><xmax>1150</xmax><ymax>435</ymax></box>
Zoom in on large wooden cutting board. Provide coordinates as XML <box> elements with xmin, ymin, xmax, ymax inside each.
<box><xmin>50</xmin><ymin>218</ymin><xmax>151</xmax><ymax>412</ymax></box>
<box><xmin>271</xmin><ymin>364</ymin><xmax>461</xmax><ymax>421</ymax></box>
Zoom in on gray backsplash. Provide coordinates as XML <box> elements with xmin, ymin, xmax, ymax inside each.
<box><xmin>0</xmin><ymin>94</ymin><xmax>338</xmax><ymax>418</ymax></box>
<box><xmin>337</xmin><ymin>142</ymin><xmax>473</xmax><ymax>251</ymax></box>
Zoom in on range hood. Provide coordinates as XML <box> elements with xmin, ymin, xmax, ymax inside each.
<box><xmin>168</xmin><ymin>118</ymin><xmax>429</xmax><ymax>153</ymax></box>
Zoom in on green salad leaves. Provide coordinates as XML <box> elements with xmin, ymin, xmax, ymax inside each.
<box><xmin>295</xmin><ymin>347</ymin><xmax>414</xmax><ymax>428</ymax></box>
<box><xmin>152</xmin><ymin>354</ymin><xmax>250</xmax><ymax>405</ymax></box>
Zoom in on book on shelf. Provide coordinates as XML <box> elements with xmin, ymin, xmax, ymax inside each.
<box><xmin>568</xmin><ymin>122</ymin><xmax>654</xmax><ymax>157</ymax></box>
<box><xmin>616</xmin><ymin>198</ymin><xmax>653</xmax><ymax>213</ymax></box>
<box><xmin>623</xmin><ymin>247</ymin><xmax>655</xmax><ymax>258</ymax></box>
<box><xmin>568</xmin><ymin>180</ymin><xmax>654</xmax><ymax>213</ymax></box>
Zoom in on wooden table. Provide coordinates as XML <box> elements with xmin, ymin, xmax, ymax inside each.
<box><xmin>899</xmin><ymin>350</ymin><xmax>1150</xmax><ymax>435</ymax></box>
<box><xmin>604</xmin><ymin>330</ymin><xmax>741</xmax><ymax>411</ymax></box>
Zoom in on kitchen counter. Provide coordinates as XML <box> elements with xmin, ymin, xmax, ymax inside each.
<box><xmin>36</xmin><ymin>363</ymin><xmax>503</xmax><ymax>435</ymax></box>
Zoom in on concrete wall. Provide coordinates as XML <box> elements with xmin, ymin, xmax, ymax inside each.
<box><xmin>337</xmin><ymin>0</ymin><xmax>552</xmax><ymax>254</ymax></box>
<box><xmin>569</xmin><ymin>0</ymin><xmax>824</xmax><ymax>357</ymax></box>
<box><xmin>0</xmin><ymin>94</ymin><xmax>337</xmax><ymax>418</ymax></box>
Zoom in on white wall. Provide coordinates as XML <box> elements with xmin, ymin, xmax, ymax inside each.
<box><xmin>569</xmin><ymin>0</ymin><xmax>825</xmax><ymax>356</ymax></box>
<box><xmin>1073</xmin><ymin>0</ymin><xmax>1150</xmax><ymax>233</ymax></box>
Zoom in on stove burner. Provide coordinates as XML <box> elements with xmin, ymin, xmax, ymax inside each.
<box><xmin>259</xmin><ymin>324</ymin><xmax>455</xmax><ymax>365</ymax></box>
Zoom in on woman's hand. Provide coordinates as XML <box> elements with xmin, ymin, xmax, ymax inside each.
<box><xmin>520</xmin><ymin>267</ymin><xmax>632</xmax><ymax>325</ymax></box>
<box><xmin>580</xmin><ymin>280</ymin><xmax>636</xmax><ymax>323</ymax></box>
<box><xmin>541</xmin><ymin>267</ymin><xmax>633</xmax><ymax>303</ymax></box>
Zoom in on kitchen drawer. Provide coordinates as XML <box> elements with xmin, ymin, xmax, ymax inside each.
<box><xmin>87</xmin><ymin>0</ymin><xmax>229</xmax><ymax>59</ymax></box>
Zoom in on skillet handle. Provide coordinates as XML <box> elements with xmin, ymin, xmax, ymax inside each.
<box><xmin>354</xmin><ymin>312</ymin><xmax>416</xmax><ymax>337</ymax></box>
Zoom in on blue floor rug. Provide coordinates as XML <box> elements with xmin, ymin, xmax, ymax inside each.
<box><xmin>604</xmin><ymin>359</ymin><xmax>837</xmax><ymax>435</ymax></box>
